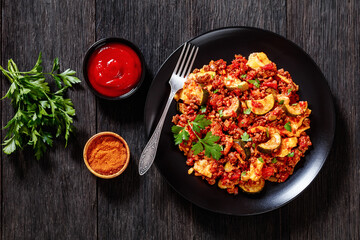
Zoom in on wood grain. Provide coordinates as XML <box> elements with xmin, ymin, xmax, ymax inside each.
<box><xmin>1</xmin><ymin>0</ymin><xmax>97</xmax><ymax>239</ymax></box>
<box><xmin>0</xmin><ymin>0</ymin><xmax>359</xmax><ymax>239</ymax></box>
<box><xmin>286</xmin><ymin>0</ymin><xmax>360</xmax><ymax>239</ymax></box>
<box><xmin>95</xmin><ymin>0</ymin><xmax>286</xmax><ymax>239</ymax></box>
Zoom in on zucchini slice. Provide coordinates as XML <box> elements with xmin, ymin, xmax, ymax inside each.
<box><xmin>224</xmin><ymin>161</ymin><xmax>236</xmax><ymax>172</ymax></box>
<box><xmin>245</xmin><ymin>94</ymin><xmax>275</xmax><ymax>115</ymax></box>
<box><xmin>239</xmin><ymin>178</ymin><xmax>265</xmax><ymax>193</ymax></box>
<box><xmin>257</xmin><ymin>132</ymin><xmax>282</xmax><ymax>154</ymax></box>
<box><xmin>276</xmin><ymin>94</ymin><xmax>290</xmax><ymax>105</ymax></box>
<box><xmin>276</xmin><ymin>137</ymin><xmax>298</xmax><ymax>157</ymax></box>
<box><xmin>177</xmin><ymin>103</ymin><xmax>187</xmax><ymax>114</ymax></box>
<box><xmin>277</xmin><ymin>74</ymin><xmax>292</xmax><ymax>84</ymax></box>
<box><xmin>233</xmin><ymin>139</ymin><xmax>251</xmax><ymax>160</ymax></box>
<box><xmin>180</xmin><ymin>83</ymin><xmax>209</xmax><ymax>105</ymax></box>
<box><xmin>222</xmin><ymin>97</ymin><xmax>241</xmax><ymax>119</ymax></box>
<box><xmin>224</xmin><ymin>75</ymin><xmax>249</xmax><ymax>91</ymax></box>
<box><xmin>193</xmin><ymin>159</ymin><xmax>213</xmax><ymax>178</ymax></box>
<box><xmin>174</xmin><ymin>89</ymin><xmax>182</xmax><ymax>101</ymax></box>
<box><xmin>188</xmin><ymin>70</ymin><xmax>216</xmax><ymax>81</ymax></box>
<box><xmin>283</xmin><ymin>101</ymin><xmax>308</xmax><ymax>117</ymax></box>
<box><xmin>246</xmin><ymin>52</ymin><xmax>272</xmax><ymax>70</ymax></box>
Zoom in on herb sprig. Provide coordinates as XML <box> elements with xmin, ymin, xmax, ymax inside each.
<box><xmin>171</xmin><ymin>115</ymin><xmax>222</xmax><ymax>160</ymax></box>
<box><xmin>0</xmin><ymin>53</ymin><xmax>81</xmax><ymax>159</ymax></box>
<box><xmin>248</xmin><ymin>79</ymin><xmax>260</xmax><ymax>88</ymax></box>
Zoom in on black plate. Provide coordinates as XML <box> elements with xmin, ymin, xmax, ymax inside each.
<box><xmin>144</xmin><ymin>27</ymin><xmax>335</xmax><ymax>215</ymax></box>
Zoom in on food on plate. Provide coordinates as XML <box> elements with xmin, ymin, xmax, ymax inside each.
<box><xmin>171</xmin><ymin>52</ymin><xmax>312</xmax><ymax>195</ymax></box>
<box><xmin>86</xmin><ymin>42</ymin><xmax>142</xmax><ymax>97</ymax></box>
<box><xmin>0</xmin><ymin>53</ymin><xmax>81</xmax><ymax>159</ymax></box>
<box><xmin>83</xmin><ymin>132</ymin><xmax>130</xmax><ymax>178</ymax></box>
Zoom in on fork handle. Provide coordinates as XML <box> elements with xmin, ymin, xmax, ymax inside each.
<box><xmin>139</xmin><ymin>90</ymin><xmax>176</xmax><ymax>175</ymax></box>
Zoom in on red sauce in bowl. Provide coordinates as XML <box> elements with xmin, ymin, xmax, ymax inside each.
<box><xmin>87</xmin><ymin>42</ymin><xmax>142</xmax><ymax>97</ymax></box>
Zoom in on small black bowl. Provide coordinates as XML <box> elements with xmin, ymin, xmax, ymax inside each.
<box><xmin>83</xmin><ymin>37</ymin><xmax>146</xmax><ymax>100</ymax></box>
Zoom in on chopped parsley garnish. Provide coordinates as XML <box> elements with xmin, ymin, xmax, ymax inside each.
<box><xmin>252</xmin><ymin>143</ymin><xmax>256</xmax><ymax>148</ymax></box>
<box><xmin>200</xmin><ymin>105</ymin><xmax>207</xmax><ymax>113</ymax></box>
<box><xmin>243</xmin><ymin>108</ymin><xmax>251</xmax><ymax>115</ymax></box>
<box><xmin>284</xmin><ymin>122</ymin><xmax>292</xmax><ymax>132</ymax></box>
<box><xmin>241</xmin><ymin>132</ymin><xmax>252</xmax><ymax>142</ymax></box>
<box><xmin>287</xmin><ymin>152</ymin><xmax>294</xmax><ymax>157</ymax></box>
<box><xmin>241</xmin><ymin>171</ymin><xmax>247</xmax><ymax>177</ymax></box>
<box><xmin>171</xmin><ymin>115</ymin><xmax>222</xmax><ymax>160</ymax></box>
<box><xmin>241</xmin><ymin>74</ymin><xmax>247</xmax><ymax>78</ymax></box>
<box><xmin>292</xmin><ymin>103</ymin><xmax>298</xmax><ymax>106</ymax></box>
<box><xmin>258</xmin><ymin>157</ymin><xmax>264</xmax><ymax>163</ymax></box>
<box><xmin>213</xmin><ymin>89</ymin><xmax>219</xmax><ymax>93</ymax></box>
<box><xmin>248</xmin><ymin>79</ymin><xmax>260</xmax><ymax>88</ymax></box>
<box><xmin>279</xmin><ymin>100</ymin><xmax>285</xmax><ymax>105</ymax></box>
<box><xmin>272</xmin><ymin>158</ymin><xmax>277</xmax><ymax>163</ymax></box>
<box><xmin>266</xmin><ymin>127</ymin><xmax>269</xmax><ymax>138</ymax></box>
<box><xmin>288</xmin><ymin>88</ymin><xmax>292</xmax><ymax>94</ymax></box>
<box><xmin>218</xmin><ymin>109</ymin><xmax>224</xmax><ymax>118</ymax></box>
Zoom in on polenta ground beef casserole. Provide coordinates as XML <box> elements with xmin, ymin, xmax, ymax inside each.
<box><xmin>171</xmin><ymin>52</ymin><xmax>312</xmax><ymax>195</ymax></box>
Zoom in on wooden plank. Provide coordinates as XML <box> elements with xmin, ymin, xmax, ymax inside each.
<box><xmin>0</xmin><ymin>0</ymin><xmax>2</xmax><ymax>239</ymax></box>
<box><xmin>0</xmin><ymin>0</ymin><xmax>97</xmax><ymax>239</ymax></box>
<box><xmin>95</xmin><ymin>0</ymin><xmax>286</xmax><ymax>239</ymax></box>
<box><xmin>188</xmin><ymin>0</ymin><xmax>286</xmax><ymax>239</ymax></box>
<box><xmin>286</xmin><ymin>0</ymin><xmax>360</xmax><ymax>239</ymax></box>
<box><xmin>95</xmin><ymin>0</ymin><xmax>195</xmax><ymax>239</ymax></box>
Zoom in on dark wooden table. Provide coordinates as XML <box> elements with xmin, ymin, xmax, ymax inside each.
<box><xmin>1</xmin><ymin>0</ymin><xmax>359</xmax><ymax>239</ymax></box>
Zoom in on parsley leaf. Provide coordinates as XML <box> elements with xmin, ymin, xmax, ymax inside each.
<box><xmin>287</xmin><ymin>152</ymin><xmax>294</xmax><ymax>157</ymax></box>
<box><xmin>288</xmin><ymin>88</ymin><xmax>292</xmax><ymax>94</ymax></box>
<box><xmin>213</xmin><ymin>89</ymin><xmax>219</xmax><ymax>93</ymax></box>
<box><xmin>191</xmin><ymin>141</ymin><xmax>204</xmax><ymax>155</ymax></box>
<box><xmin>284</xmin><ymin>122</ymin><xmax>292</xmax><ymax>132</ymax></box>
<box><xmin>243</xmin><ymin>108</ymin><xmax>251</xmax><ymax>115</ymax></box>
<box><xmin>241</xmin><ymin>132</ymin><xmax>252</xmax><ymax>142</ymax></box>
<box><xmin>172</xmin><ymin>115</ymin><xmax>222</xmax><ymax>160</ymax></box>
<box><xmin>279</xmin><ymin>100</ymin><xmax>285</xmax><ymax>105</ymax></box>
<box><xmin>192</xmin><ymin>115</ymin><xmax>211</xmax><ymax>133</ymax></box>
<box><xmin>248</xmin><ymin>79</ymin><xmax>260</xmax><ymax>88</ymax></box>
<box><xmin>201</xmin><ymin>132</ymin><xmax>222</xmax><ymax>160</ymax></box>
<box><xmin>272</xmin><ymin>158</ymin><xmax>277</xmax><ymax>163</ymax></box>
<box><xmin>171</xmin><ymin>126</ymin><xmax>189</xmax><ymax>145</ymax></box>
<box><xmin>241</xmin><ymin>171</ymin><xmax>247</xmax><ymax>177</ymax></box>
<box><xmin>258</xmin><ymin>157</ymin><xmax>264</xmax><ymax>163</ymax></box>
<box><xmin>266</xmin><ymin>127</ymin><xmax>269</xmax><ymax>138</ymax></box>
<box><xmin>0</xmin><ymin>53</ymin><xmax>81</xmax><ymax>159</ymax></box>
<box><xmin>200</xmin><ymin>105</ymin><xmax>207</xmax><ymax>113</ymax></box>
<box><xmin>218</xmin><ymin>109</ymin><xmax>223</xmax><ymax>118</ymax></box>
<box><xmin>241</xmin><ymin>74</ymin><xmax>247</xmax><ymax>78</ymax></box>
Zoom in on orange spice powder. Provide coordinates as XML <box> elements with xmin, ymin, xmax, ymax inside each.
<box><xmin>87</xmin><ymin>135</ymin><xmax>127</xmax><ymax>175</ymax></box>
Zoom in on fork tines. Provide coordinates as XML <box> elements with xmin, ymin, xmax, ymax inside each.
<box><xmin>173</xmin><ymin>43</ymin><xmax>199</xmax><ymax>79</ymax></box>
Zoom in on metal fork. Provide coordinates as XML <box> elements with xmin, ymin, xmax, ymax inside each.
<box><xmin>139</xmin><ymin>43</ymin><xmax>199</xmax><ymax>175</ymax></box>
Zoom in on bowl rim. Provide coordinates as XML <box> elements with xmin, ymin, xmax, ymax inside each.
<box><xmin>83</xmin><ymin>131</ymin><xmax>130</xmax><ymax>179</ymax></box>
<box><xmin>82</xmin><ymin>37</ymin><xmax>146</xmax><ymax>100</ymax></box>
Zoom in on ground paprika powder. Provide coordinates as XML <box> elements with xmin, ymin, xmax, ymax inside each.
<box><xmin>86</xmin><ymin>135</ymin><xmax>128</xmax><ymax>175</ymax></box>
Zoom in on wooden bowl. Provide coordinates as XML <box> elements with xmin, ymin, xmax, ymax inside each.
<box><xmin>83</xmin><ymin>132</ymin><xmax>130</xmax><ymax>179</ymax></box>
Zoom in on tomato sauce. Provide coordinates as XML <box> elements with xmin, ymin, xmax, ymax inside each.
<box><xmin>87</xmin><ymin>43</ymin><xmax>142</xmax><ymax>97</ymax></box>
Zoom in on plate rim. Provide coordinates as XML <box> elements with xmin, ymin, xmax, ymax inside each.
<box><xmin>143</xmin><ymin>26</ymin><xmax>336</xmax><ymax>216</ymax></box>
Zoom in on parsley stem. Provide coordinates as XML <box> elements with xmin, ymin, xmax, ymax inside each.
<box><xmin>187</xmin><ymin>120</ymin><xmax>202</xmax><ymax>141</ymax></box>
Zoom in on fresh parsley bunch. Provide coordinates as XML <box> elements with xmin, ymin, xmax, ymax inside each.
<box><xmin>0</xmin><ymin>53</ymin><xmax>81</xmax><ymax>159</ymax></box>
<box><xmin>172</xmin><ymin>115</ymin><xmax>222</xmax><ymax>160</ymax></box>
